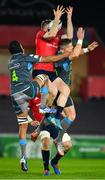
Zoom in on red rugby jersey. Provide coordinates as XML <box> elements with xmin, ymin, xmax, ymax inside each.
<box><xmin>33</xmin><ymin>30</ymin><xmax>60</xmax><ymax>72</ymax></box>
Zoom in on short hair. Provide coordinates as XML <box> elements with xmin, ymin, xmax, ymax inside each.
<box><xmin>41</xmin><ymin>19</ymin><xmax>52</xmax><ymax>29</ymax></box>
<box><xmin>60</xmin><ymin>38</ymin><xmax>72</xmax><ymax>49</ymax></box>
<box><xmin>8</xmin><ymin>40</ymin><xmax>23</xmax><ymax>54</ymax></box>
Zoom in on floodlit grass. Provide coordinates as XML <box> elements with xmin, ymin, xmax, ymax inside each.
<box><xmin>0</xmin><ymin>158</ymin><xmax>105</xmax><ymax>179</ymax></box>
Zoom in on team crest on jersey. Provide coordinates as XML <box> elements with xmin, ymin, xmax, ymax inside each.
<box><xmin>27</xmin><ymin>63</ymin><xmax>32</xmax><ymax>70</ymax></box>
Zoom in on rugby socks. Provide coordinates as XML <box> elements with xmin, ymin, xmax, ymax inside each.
<box><xmin>42</xmin><ymin>150</ymin><xmax>50</xmax><ymax>170</ymax></box>
<box><xmin>56</xmin><ymin>117</ymin><xmax>72</xmax><ymax>143</ymax></box>
<box><xmin>51</xmin><ymin>152</ymin><xmax>63</xmax><ymax>165</ymax></box>
<box><xmin>51</xmin><ymin>151</ymin><xmax>68</xmax><ymax>165</ymax></box>
<box><xmin>55</xmin><ymin>106</ymin><xmax>63</xmax><ymax>119</ymax></box>
<box><xmin>40</xmin><ymin>87</ymin><xmax>49</xmax><ymax>107</ymax></box>
<box><xmin>19</xmin><ymin>139</ymin><xmax>27</xmax><ymax>157</ymax></box>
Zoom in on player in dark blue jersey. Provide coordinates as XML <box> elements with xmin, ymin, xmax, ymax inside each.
<box><xmin>8</xmin><ymin>40</ymin><xmax>70</xmax><ymax>172</ymax></box>
<box><xmin>53</xmin><ymin>38</ymin><xmax>98</xmax><ymax>156</ymax></box>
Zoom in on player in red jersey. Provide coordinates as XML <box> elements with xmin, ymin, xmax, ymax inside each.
<box><xmin>30</xmin><ymin>6</ymin><xmax>74</xmax><ymax>130</ymax></box>
<box><xmin>34</xmin><ymin>5</ymin><xmax>73</xmax><ymax>76</ymax></box>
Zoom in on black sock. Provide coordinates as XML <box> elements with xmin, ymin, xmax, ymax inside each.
<box><xmin>55</xmin><ymin>106</ymin><xmax>63</xmax><ymax>119</ymax></box>
<box><xmin>51</xmin><ymin>152</ymin><xmax>63</xmax><ymax>165</ymax></box>
<box><xmin>42</xmin><ymin>150</ymin><xmax>50</xmax><ymax>170</ymax></box>
<box><xmin>51</xmin><ymin>150</ymin><xmax>69</xmax><ymax>165</ymax></box>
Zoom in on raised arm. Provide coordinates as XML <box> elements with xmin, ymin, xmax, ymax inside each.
<box><xmin>43</xmin><ymin>5</ymin><xmax>65</xmax><ymax>39</ymax></box>
<box><xmin>61</xmin><ymin>6</ymin><xmax>73</xmax><ymax>40</ymax></box>
<box><xmin>66</xmin><ymin>6</ymin><xmax>73</xmax><ymax>39</ymax></box>
<box><xmin>69</xmin><ymin>27</ymin><xmax>85</xmax><ymax>60</ymax></box>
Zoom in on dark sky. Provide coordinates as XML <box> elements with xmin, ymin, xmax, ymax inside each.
<box><xmin>0</xmin><ymin>0</ymin><xmax>105</xmax><ymax>42</ymax></box>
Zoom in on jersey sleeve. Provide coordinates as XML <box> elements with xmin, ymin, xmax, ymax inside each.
<box><xmin>28</xmin><ymin>54</ymin><xmax>42</xmax><ymax>63</ymax></box>
<box><xmin>25</xmin><ymin>54</ymin><xmax>42</xmax><ymax>63</ymax></box>
<box><xmin>36</xmin><ymin>30</ymin><xmax>46</xmax><ymax>39</ymax></box>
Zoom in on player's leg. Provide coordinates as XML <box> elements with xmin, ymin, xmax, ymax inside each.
<box><xmin>42</xmin><ymin>124</ymin><xmax>61</xmax><ymax>175</ymax></box>
<box><xmin>51</xmin><ymin>133</ymin><xmax>72</xmax><ymax>175</ymax></box>
<box><xmin>56</xmin><ymin>96</ymin><xmax>76</xmax><ymax>143</ymax></box>
<box><xmin>39</xmin><ymin>130</ymin><xmax>51</xmax><ymax>176</ymax></box>
<box><xmin>37</xmin><ymin>123</ymin><xmax>59</xmax><ymax>175</ymax></box>
<box><xmin>47</xmin><ymin>78</ymin><xmax>70</xmax><ymax>130</ymax></box>
<box><xmin>11</xmin><ymin>96</ymin><xmax>29</xmax><ymax>172</ymax></box>
<box><xmin>39</xmin><ymin>78</ymin><xmax>57</xmax><ymax>113</ymax></box>
<box><xmin>54</xmin><ymin>77</ymin><xmax>70</xmax><ymax>107</ymax></box>
<box><xmin>18</xmin><ymin>115</ymin><xmax>29</xmax><ymax>172</ymax></box>
<box><xmin>55</xmin><ymin>97</ymin><xmax>76</xmax><ymax>155</ymax></box>
<box><xmin>32</xmin><ymin>70</ymin><xmax>56</xmax><ymax>113</ymax></box>
<box><xmin>32</xmin><ymin>70</ymin><xmax>49</xmax><ymax>112</ymax></box>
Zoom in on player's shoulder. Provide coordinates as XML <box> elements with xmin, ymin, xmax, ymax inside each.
<box><xmin>36</xmin><ymin>30</ymin><xmax>46</xmax><ymax>38</ymax></box>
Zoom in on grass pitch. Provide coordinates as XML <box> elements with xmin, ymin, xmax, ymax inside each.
<box><xmin>0</xmin><ymin>158</ymin><xmax>105</xmax><ymax>179</ymax></box>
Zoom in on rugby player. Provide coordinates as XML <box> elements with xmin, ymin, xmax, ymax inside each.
<box><xmin>30</xmin><ymin>6</ymin><xmax>73</xmax><ymax>128</ymax></box>
<box><xmin>8</xmin><ymin>40</ymin><xmax>71</xmax><ymax>172</ymax></box>
<box><xmin>51</xmin><ymin>40</ymin><xmax>99</xmax><ymax>155</ymax></box>
<box><xmin>30</xmin><ymin>6</ymin><xmax>74</xmax><ymax>131</ymax></box>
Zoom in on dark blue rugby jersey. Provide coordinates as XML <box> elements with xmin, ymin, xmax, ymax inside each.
<box><xmin>8</xmin><ymin>53</ymin><xmax>41</xmax><ymax>95</ymax></box>
<box><xmin>55</xmin><ymin>51</ymin><xmax>72</xmax><ymax>86</ymax></box>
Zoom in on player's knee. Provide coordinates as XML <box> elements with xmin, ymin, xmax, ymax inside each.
<box><xmin>68</xmin><ymin>112</ymin><xmax>76</xmax><ymax>122</ymax></box>
<box><xmin>63</xmin><ymin>141</ymin><xmax>72</xmax><ymax>152</ymax></box>
<box><xmin>39</xmin><ymin>131</ymin><xmax>50</xmax><ymax>140</ymax></box>
<box><xmin>39</xmin><ymin>131</ymin><xmax>50</xmax><ymax>150</ymax></box>
<box><xmin>41</xmin><ymin>137</ymin><xmax>50</xmax><ymax>150</ymax></box>
<box><xmin>62</xmin><ymin>133</ymin><xmax>72</xmax><ymax>151</ymax></box>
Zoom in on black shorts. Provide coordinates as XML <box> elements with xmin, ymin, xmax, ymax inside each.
<box><xmin>42</xmin><ymin>124</ymin><xmax>59</xmax><ymax>139</ymax></box>
<box><xmin>53</xmin><ymin>92</ymin><xmax>74</xmax><ymax>108</ymax></box>
<box><xmin>32</xmin><ymin>70</ymin><xmax>57</xmax><ymax>82</ymax></box>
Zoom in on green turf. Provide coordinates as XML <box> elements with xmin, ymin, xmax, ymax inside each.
<box><xmin>0</xmin><ymin>158</ymin><xmax>105</xmax><ymax>179</ymax></box>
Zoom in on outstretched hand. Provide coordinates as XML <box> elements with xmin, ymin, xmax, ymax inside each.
<box><xmin>53</xmin><ymin>5</ymin><xmax>65</xmax><ymax>20</ymax></box>
<box><xmin>77</xmin><ymin>27</ymin><xmax>85</xmax><ymax>40</ymax></box>
<box><xmin>88</xmin><ymin>41</ymin><xmax>99</xmax><ymax>51</ymax></box>
<box><xmin>65</xmin><ymin>6</ymin><xmax>73</xmax><ymax>19</ymax></box>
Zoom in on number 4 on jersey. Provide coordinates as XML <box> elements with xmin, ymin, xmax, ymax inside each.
<box><xmin>12</xmin><ymin>70</ymin><xmax>18</xmax><ymax>82</ymax></box>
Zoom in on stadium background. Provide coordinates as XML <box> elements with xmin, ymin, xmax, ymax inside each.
<box><xmin>0</xmin><ymin>0</ymin><xmax>105</xmax><ymax>172</ymax></box>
